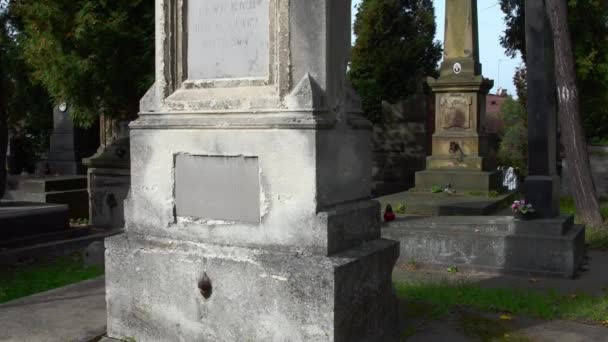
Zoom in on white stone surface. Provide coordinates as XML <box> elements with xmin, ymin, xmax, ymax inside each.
<box><xmin>105</xmin><ymin>0</ymin><xmax>399</xmax><ymax>340</ymax></box>
<box><xmin>187</xmin><ymin>0</ymin><xmax>270</xmax><ymax>80</ymax></box>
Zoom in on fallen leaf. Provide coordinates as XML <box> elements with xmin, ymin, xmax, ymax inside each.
<box><xmin>499</xmin><ymin>314</ymin><xmax>513</xmax><ymax>321</ymax></box>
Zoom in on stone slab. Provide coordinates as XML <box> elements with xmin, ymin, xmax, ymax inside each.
<box><xmin>0</xmin><ymin>229</ymin><xmax>122</xmax><ymax>266</ymax></box>
<box><xmin>393</xmin><ymin>250</ymin><xmax>608</xmax><ymax>297</ymax></box>
<box><xmin>375</xmin><ymin>190</ymin><xmax>515</xmax><ymax>216</ymax></box>
<box><xmin>15</xmin><ymin>176</ymin><xmax>87</xmax><ymax>193</ymax></box>
<box><xmin>0</xmin><ymin>201</ymin><xmax>69</xmax><ymax>239</ymax></box>
<box><xmin>382</xmin><ymin>216</ymin><xmax>585</xmax><ymax>278</ymax></box>
<box><xmin>105</xmin><ymin>233</ymin><xmax>399</xmax><ymax>342</ymax></box>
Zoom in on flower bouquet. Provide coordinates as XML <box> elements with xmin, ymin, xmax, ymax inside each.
<box><xmin>511</xmin><ymin>199</ymin><xmax>535</xmax><ymax>220</ymax></box>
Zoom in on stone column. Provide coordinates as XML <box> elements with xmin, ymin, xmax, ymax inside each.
<box><xmin>415</xmin><ymin>0</ymin><xmax>498</xmax><ymax>193</ymax></box>
<box><xmin>524</xmin><ymin>0</ymin><xmax>560</xmax><ymax>218</ymax></box>
<box><xmin>103</xmin><ymin>0</ymin><xmax>399</xmax><ymax>341</ymax></box>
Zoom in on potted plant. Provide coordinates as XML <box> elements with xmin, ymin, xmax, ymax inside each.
<box><xmin>511</xmin><ymin>199</ymin><xmax>535</xmax><ymax>220</ymax></box>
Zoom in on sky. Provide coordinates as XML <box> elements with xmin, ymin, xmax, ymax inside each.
<box><xmin>351</xmin><ymin>0</ymin><xmax>522</xmax><ymax>97</ymax></box>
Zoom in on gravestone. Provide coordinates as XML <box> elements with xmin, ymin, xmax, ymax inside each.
<box><xmin>102</xmin><ymin>1</ymin><xmax>399</xmax><ymax>341</ymax></box>
<box><xmin>5</xmin><ymin>104</ymin><xmax>98</xmax><ymax>218</ymax></box>
<box><xmin>414</xmin><ymin>0</ymin><xmax>501</xmax><ymax>193</ymax></box>
<box><xmin>44</xmin><ymin>103</ymin><xmax>97</xmax><ymax>175</ymax></box>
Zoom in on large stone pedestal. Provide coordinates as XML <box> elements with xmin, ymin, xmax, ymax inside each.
<box><xmin>103</xmin><ymin>0</ymin><xmax>399</xmax><ymax>340</ymax></box>
<box><xmin>105</xmin><ymin>234</ymin><xmax>399</xmax><ymax>342</ymax></box>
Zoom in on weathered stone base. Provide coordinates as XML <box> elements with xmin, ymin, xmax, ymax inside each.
<box><xmin>414</xmin><ymin>169</ymin><xmax>503</xmax><ymax>193</ymax></box>
<box><xmin>382</xmin><ymin>215</ymin><xmax>585</xmax><ymax>278</ymax></box>
<box><xmin>105</xmin><ymin>233</ymin><xmax>400</xmax><ymax>342</ymax></box>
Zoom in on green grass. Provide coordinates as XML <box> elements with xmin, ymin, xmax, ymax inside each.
<box><xmin>559</xmin><ymin>196</ymin><xmax>608</xmax><ymax>250</ymax></box>
<box><xmin>0</xmin><ymin>253</ymin><xmax>103</xmax><ymax>304</ymax></box>
<box><xmin>395</xmin><ymin>281</ymin><xmax>608</xmax><ymax>324</ymax></box>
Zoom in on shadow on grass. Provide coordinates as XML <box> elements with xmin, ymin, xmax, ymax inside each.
<box><xmin>395</xmin><ymin>279</ymin><xmax>608</xmax><ymax>341</ymax></box>
<box><xmin>0</xmin><ymin>252</ymin><xmax>103</xmax><ymax>304</ymax></box>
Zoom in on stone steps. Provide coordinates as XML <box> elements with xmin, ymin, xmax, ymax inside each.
<box><xmin>4</xmin><ymin>176</ymin><xmax>89</xmax><ymax>218</ymax></box>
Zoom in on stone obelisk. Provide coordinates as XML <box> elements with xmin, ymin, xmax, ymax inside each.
<box><xmin>414</xmin><ymin>0</ymin><xmax>500</xmax><ymax>193</ymax></box>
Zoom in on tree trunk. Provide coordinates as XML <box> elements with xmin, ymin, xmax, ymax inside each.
<box><xmin>545</xmin><ymin>0</ymin><xmax>604</xmax><ymax>227</ymax></box>
<box><xmin>0</xmin><ymin>61</ymin><xmax>7</xmax><ymax>200</ymax></box>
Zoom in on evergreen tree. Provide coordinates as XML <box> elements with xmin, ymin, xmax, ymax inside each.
<box><xmin>13</xmin><ymin>0</ymin><xmax>155</xmax><ymax>127</ymax></box>
<box><xmin>349</xmin><ymin>0</ymin><xmax>442</xmax><ymax>123</ymax></box>
<box><xmin>1</xmin><ymin>0</ymin><xmax>8</xmax><ymax>198</ymax></box>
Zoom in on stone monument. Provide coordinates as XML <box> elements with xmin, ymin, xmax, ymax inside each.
<box><xmin>382</xmin><ymin>0</ymin><xmax>585</xmax><ymax>278</ymax></box>
<box><xmin>45</xmin><ymin>103</ymin><xmax>98</xmax><ymax>175</ymax></box>
<box><xmin>102</xmin><ymin>1</ymin><xmax>399</xmax><ymax>341</ymax></box>
<box><xmin>414</xmin><ymin>0</ymin><xmax>500</xmax><ymax>193</ymax></box>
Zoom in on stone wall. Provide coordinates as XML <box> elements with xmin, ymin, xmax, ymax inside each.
<box><xmin>372</xmin><ymin>94</ymin><xmax>432</xmax><ymax>196</ymax></box>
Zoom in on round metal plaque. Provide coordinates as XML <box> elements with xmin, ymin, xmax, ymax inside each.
<box><xmin>453</xmin><ymin>63</ymin><xmax>462</xmax><ymax>74</ymax></box>
<box><xmin>58</xmin><ymin>102</ymin><xmax>68</xmax><ymax>112</ymax></box>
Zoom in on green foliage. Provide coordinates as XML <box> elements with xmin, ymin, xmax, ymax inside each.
<box><xmin>1</xmin><ymin>1</ymin><xmax>56</xmax><ymax>179</ymax></box>
<box><xmin>499</xmin><ymin>0</ymin><xmax>526</xmax><ymax>61</ymax></box>
<box><xmin>13</xmin><ymin>0</ymin><xmax>154</xmax><ymax>127</ymax></box>
<box><xmin>499</xmin><ymin>0</ymin><xmax>608</xmax><ymax>141</ymax></box>
<box><xmin>349</xmin><ymin>0</ymin><xmax>441</xmax><ymax>123</ymax></box>
<box><xmin>497</xmin><ymin>97</ymin><xmax>528</xmax><ymax>172</ymax></box>
<box><xmin>589</xmin><ymin>136</ymin><xmax>608</xmax><ymax>146</ymax></box>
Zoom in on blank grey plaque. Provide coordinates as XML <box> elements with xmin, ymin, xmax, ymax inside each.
<box><xmin>175</xmin><ymin>154</ymin><xmax>260</xmax><ymax>223</ymax></box>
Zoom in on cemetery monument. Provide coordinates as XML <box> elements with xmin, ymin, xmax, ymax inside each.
<box><xmin>382</xmin><ymin>0</ymin><xmax>585</xmax><ymax>278</ymax></box>
<box><xmin>414</xmin><ymin>0</ymin><xmax>500</xmax><ymax>193</ymax></box>
<box><xmin>102</xmin><ymin>0</ymin><xmax>399</xmax><ymax>341</ymax></box>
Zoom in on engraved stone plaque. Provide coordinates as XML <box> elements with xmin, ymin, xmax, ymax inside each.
<box><xmin>187</xmin><ymin>0</ymin><xmax>270</xmax><ymax>80</ymax></box>
<box><xmin>175</xmin><ymin>154</ymin><xmax>261</xmax><ymax>223</ymax></box>
<box><xmin>440</xmin><ymin>94</ymin><xmax>472</xmax><ymax>129</ymax></box>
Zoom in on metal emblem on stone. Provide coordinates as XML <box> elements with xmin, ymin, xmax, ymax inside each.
<box><xmin>453</xmin><ymin>63</ymin><xmax>462</xmax><ymax>74</ymax></box>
